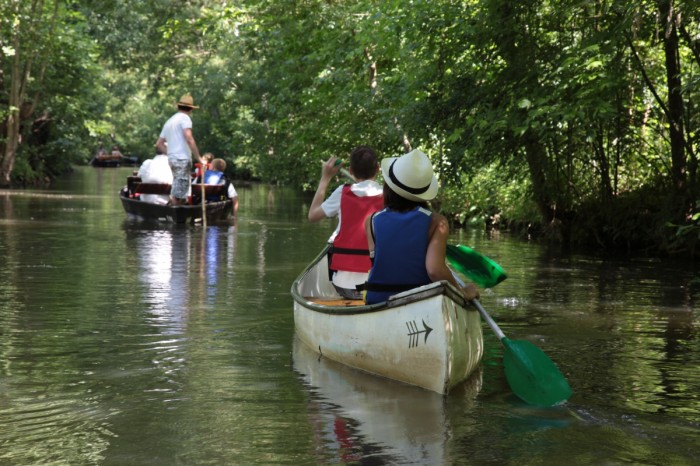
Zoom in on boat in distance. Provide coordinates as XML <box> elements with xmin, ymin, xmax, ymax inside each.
<box><xmin>91</xmin><ymin>154</ymin><xmax>139</xmax><ymax>167</ymax></box>
<box><xmin>291</xmin><ymin>246</ymin><xmax>484</xmax><ymax>394</ymax></box>
<box><xmin>120</xmin><ymin>177</ymin><xmax>233</xmax><ymax>224</ymax></box>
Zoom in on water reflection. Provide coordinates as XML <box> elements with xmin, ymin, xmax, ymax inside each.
<box><xmin>1</xmin><ymin>171</ymin><xmax>699</xmax><ymax>464</ymax></box>
<box><xmin>124</xmin><ymin>221</ymin><xmax>239</xmax><ymax>310</ymax></box>
<box><xmin>293</xmin><ymin>337</ymin><xmax>482</xmax><ymax>465</ymax></box>
<box><xmin>130</xmin><ymin>228</ymin><xmax>191</xmax><ymax>333</ymax></box>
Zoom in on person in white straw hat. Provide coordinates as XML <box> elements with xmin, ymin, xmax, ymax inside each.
<box><xmin>155</xmin><ymin>93</ymin><xmax>204</xmax><ymax>205</ymax></box>
<box><xmin>362</xmin><ymin>148</ymin><xmax>480</xmax><ymax>304</ymax></box>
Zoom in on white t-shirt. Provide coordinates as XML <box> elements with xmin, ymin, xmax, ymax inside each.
<box><xmin>159</xmin><ymin>112</ymin><xmax>193</xmax><ymax>160</ymax></box>
<box><xmin>320</xmin><ymin>179</ymin><xmax>383</xmax><ymax>289</ymax></box>
<box><xmin>138</xmin><ymin>154</ymin><xmax>174</xmax><ymax>205</ymax></box>
<box><xmin>227</xmin><ymin>184</ymin><xmax>238</xmax><ymax>199</ymax></box>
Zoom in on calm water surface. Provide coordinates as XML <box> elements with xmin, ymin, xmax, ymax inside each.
<box><xmin>0</xmin><ymin>166</ymin><xmax>698</xmax><ymax>465</ymax></box>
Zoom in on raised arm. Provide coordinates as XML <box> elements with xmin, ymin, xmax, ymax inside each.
<box><xmin>308</xmin><ymin>156</ymin><xmax>341</xmax><ymax>221</ymax></box>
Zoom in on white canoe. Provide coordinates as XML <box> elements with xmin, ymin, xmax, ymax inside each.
<box><xmin>291</xmin><ymin>246</ymin><xmax>484</xmax><ymax>394</ymax></box>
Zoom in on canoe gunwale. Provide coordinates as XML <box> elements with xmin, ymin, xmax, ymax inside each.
<box><xmin>291</xmin><ymin>245</ymin><xmax>473</xmax><ymax>315</ymax></box>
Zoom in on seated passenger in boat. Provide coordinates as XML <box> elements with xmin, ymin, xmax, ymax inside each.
<box><xmin>95</xmin><ymin>142</ymin><xmax>108</xmax><ymax>158</ymax></box>
<box><xmin>307</xmin><ymin>146</ymin><xmax>384</xmax><ymax>300</ymax></box>
<box><xmin>192</xmin><ymin>151</ymin><xmax>213</xmax><ymax>181</ymax></box>
<box><xmin>192</xmin><ymin>157</ymin><xmax>239</xmax><ymax>216</ymax></box>
<box><xmin>111</xmin><ymin>145</ymin><xmax>124</xmax><ymax>158</ymax></box>
<box><xmin>362</xmin><ymin>149</ymin><xmax>480</xmax><ymax>305</ymax></box>
<box><xmin>137</xmin><ymin>149</ymin><xmax>173</xmax><ymax>205</ymax></box>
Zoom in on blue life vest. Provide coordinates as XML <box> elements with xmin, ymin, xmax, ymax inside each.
<box><xmin>204</xmin><ymin>170</ymin><xmax>224</xmax><ymax>185</ymax></box>
<box><xmin>203</xmin><ymin>170</ymin><xmax>225</xmax><ymax>201</ymax></box>
<box><xmin>364</xmin><ymin>207</ymin><xmax>433</xmax><ymax>304</ymax></box>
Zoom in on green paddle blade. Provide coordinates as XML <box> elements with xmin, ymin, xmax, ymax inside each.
<box><xmin>502</xmin><ymin>338</ymin><xmax>572</xmax><ymax>407</ymax></box>
<box><xmin>446</xmin><ymin>244</ymin><xmax>507</xmax><ymax>289</ymax></box>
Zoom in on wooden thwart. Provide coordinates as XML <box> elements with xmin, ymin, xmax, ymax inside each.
<box><xmin>134</xmin><ymin>182</ymin><xmax>171</xmax><ymax>195</ymax></box>
<box><xmin>192</xmin><ymin>184</ymin><xmax>227</xmax><ymax>198</ymax></box>
<box><xmin>305</xmin><ymin>297</ymin><xmax>365</xmax><ymax>307</ymax></box>
<box><xmin>126</xmin><ymin>177</ymin><xmax>226</xmax><ymax>197</ymax></box>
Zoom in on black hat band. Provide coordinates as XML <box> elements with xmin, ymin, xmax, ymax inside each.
<box><xmin>388</xmin><ymin>160</ymin><xmax>431</xmax><ymax>195</ymax></box>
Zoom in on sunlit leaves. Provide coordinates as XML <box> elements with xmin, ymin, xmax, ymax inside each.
<box><xmin>1</xmin><ymin>0</ymin><xmax>699</xmax><ymax>251</ymax></box>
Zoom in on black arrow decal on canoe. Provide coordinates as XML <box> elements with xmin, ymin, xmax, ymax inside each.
<box><xmin>406</xmin><ymin>319</ymin><xmax>433</xmax><ymax>348</ymax></box>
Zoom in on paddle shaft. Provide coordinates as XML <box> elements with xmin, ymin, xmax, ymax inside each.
<box><xmin>333</xmin><ymin>158</ymin><xmax>357</xmax><ymax>183</ymax></box>
<box><xmin>451</xmin><ymin>269</ymin><xmax>572</xmax><ymax>406</ymax></box>
<box><xmin>451</xmin><ymin>272</ymin><xmax>505</xmax><ymax>340</ymax></box>
<box><xmin>472</xmin><ymin>299</ymin><xmax>506</xmax><ymax>340</ymax></box>
<box><xmin>339</xmin><ymin>167</ymin><xmax>355</xmax><ymax>183</ymax></box>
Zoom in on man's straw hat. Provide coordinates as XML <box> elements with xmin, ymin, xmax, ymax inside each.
<box><xmin>177</xmin><ymin>94</ymin><xmax>199</xmax><ymax>109</ymax></box>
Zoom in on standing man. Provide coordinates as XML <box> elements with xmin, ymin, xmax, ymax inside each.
<box><xmin>155</xmin><ymin>94</ymin><xmax>204</xmax><ymax>205</ymax></box>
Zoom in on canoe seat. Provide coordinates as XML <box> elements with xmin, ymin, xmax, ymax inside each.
<box><xmin>305</xmin><ymin>297</ymin><xmax>365</xmax><ymax>307</ymax></box>
<box><xmin>127</xmin><ymin>176</ymin><xmax>142</xmax><ymax>194</ymax></box>
<box><xmin>125</xmin><ymin>177</ymin><xmax>228</xmax><ymax>198</ymax></box>
<box><xmin>191</xmin><ymin>184</ymin><xmax>227</xmax><ymax>199</ymax></box>
<box><xmin>134</xmin><ymin>182</ymin><xmax>172</xmax><ymax>195</ymax></box>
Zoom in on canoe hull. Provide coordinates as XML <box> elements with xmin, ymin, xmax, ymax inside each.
<box><xmin>119</xmin><ymin>188</ymin><xmax>233</xmax><ymax>224</ymax></box>
<box><xmin>291</xmin><ymin>248</ymin><xmax>483</xmax><ymax>394</ymax></box>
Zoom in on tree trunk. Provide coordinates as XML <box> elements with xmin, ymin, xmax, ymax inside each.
<box><xmin>0</xmin><ymin>17</ymin><xmax>25</xmax><ymax>188</ymax></box>
<box><xmin>658</xmin><ymin>0</ymin><xmax>686</xmax><ymax>193</ymax></box>
<box><xmin>523</xmin><ymin>133</ymin><xmax>555</xmax><ymax>223</ymax></box>
<box><xmin>0</xmin><ymin>0</ymin><xmax>55</xmax><ymax>187</ymax></box>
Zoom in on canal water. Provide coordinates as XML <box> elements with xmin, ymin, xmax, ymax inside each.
<box><xmin>0</xmin><ymin>166</ymin><xmax>698</xmax><ymax>465</ymax></box>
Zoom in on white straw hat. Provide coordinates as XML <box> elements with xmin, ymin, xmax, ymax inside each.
<box><xmin>381</xmin><ymin>149</ymin><xmax>438</xmax><ymax>201</ymax></box>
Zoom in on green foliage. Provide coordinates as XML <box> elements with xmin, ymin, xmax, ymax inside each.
<box><xmin>2</xmin><ymin>0</ymin><xmax>699</xmax><ymax>254</ymax></box>
<box><xmin>439</xmin><ymin>160</ymin><xmax>539</xmax><ymax>228</ymax></box>
<box><xmin>0</xmin><ymin>0</ymin><xmax>109</xmax><ymax>182</ymax></box>
<box><xmin>666</xmin><ymin>203</ymin><xmax>700</xmax><ymax>255</ymax></box>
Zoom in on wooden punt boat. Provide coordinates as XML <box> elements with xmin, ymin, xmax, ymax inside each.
<box><xmin>119</xmin><ymin>176</ymin><xmax>233</xmax><ymax>224</ymax></box>
<box><xmin>91</xmin><ymin>154</ymin><xmax>139</xmax><ymax>167</ymax></box>
<box><xmin>291</xmin><ymin>246</ymin><xmax>484</xmax><ymax>394</ymax></box>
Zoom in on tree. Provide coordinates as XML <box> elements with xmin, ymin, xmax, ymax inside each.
<box><xmin>0</xmin><ymin>0</ymin><xmax>60</xmax><ymax>186</ymax></box>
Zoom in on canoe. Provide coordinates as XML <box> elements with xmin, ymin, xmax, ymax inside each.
<box><xmin>291</xmin><ymin>246</ymin><xmax>484</xmax><ymax>394</ymax></box>
<box><xmin>119</xmin><ymin>178</ymin><xmax>233</xmax><ymax>224</ymax></box>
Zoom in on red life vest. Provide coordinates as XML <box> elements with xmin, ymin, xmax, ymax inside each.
<box><xmin>329</xmin><ymin>185</ymin><xmax>384</xmax><ymax>273</ymax></box>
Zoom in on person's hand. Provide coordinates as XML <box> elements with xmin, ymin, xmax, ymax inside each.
<box><xmin>461</xmin><ymin>283</ymin><xmax>480</xmax><ymax>301</ymax></box>
<box><xmin>321</xmin><ymin>156</ymin><xmax>341</xmax><ymax>180</ymax></box>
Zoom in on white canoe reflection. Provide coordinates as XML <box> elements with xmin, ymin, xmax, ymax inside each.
<box><xmin>293</xmin><ymin>337</ymin><xmax>482</xmax><ymax>465</ymax></box>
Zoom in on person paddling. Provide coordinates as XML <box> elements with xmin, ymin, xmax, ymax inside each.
<box><xmin>363</xmin><ymin>149</ymin><xmax>480</xmax><ymax>304</ymax></box>
<box><xmin>308</xmin><ymin>146</ymin><xmax>384</xmax><ymax>300</ymax></box>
